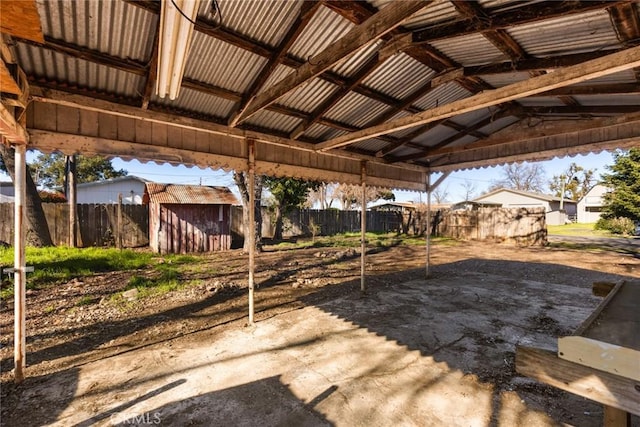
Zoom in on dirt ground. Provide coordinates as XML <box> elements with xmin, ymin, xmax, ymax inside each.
<box><xmin>1</xmin><ymin>238</ymin><xmax>639</xmax><ymax>426</ymax></box>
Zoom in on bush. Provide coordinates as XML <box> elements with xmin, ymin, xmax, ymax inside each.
<box><xmin>595</xmin><ymin>217</ymin><xmax>635</xmax><ymax>235</ymax></box>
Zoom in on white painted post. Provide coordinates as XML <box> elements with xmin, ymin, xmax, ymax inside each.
<box><xmin>14</xmin><ymin>144</ymin><xmax>26</xmax><ymax>383</ymax></box>
<box><xmin>67</xmin><ymin>155</ymin><xmax>77</xmax><ymax>247</ymax></box>
<box><xmin>248</xmin><ymin>140</ymin><xmax>256</xmax><ymax>324</ymax></box>
<box><xmin>360</xmin><ymin>161</ymin><xmax>366</xmax><ymax>292</ymax></box>
<box><xmin>426</xmin><ymin>173</ymin><xmax>431</xmax><ymax>278</ymax></box>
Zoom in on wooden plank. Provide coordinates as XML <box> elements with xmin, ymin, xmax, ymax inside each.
<box><xmin>235</xmin><ymin>0</ymin><xmax>429</xmax><ymax>123</ymax></box>
<box><xmin>0</xmin><ymin>101</ymin><xmax>27</xmax><ymax>143</ymax></box>
<box><xmin>558</xmin><ymin>280</ymin><xmax>640</xmax><ymax>381</ymax></box>
<box><xmin>0</xmin><ymin>59</ymin><xmax>21</xmax><ymax>95</ymax></box>
<box><xmin>317</xmin><ymin>45</ymin><xmax>640</xmax><ymax>151</ymax></box>
<box><xmin>0</xmin><ymin>0</ymin><xmax>44</xmax><ymax>43</ymax></box>
<box><xmin>515</xmin><ymin>345</ymin><xmax>640</xmax><ymax>416</ymax></box>
<box><xmin>593</xmin><ymin>281</ymin><xmax>617</xmax><ymax>297</ymax></box>
<box><xmin>604</xmin><ymin>406</ymin><xmax>631</xmax><ymax>427</ymax></box>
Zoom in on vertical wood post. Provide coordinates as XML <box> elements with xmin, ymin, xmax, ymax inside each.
<box><xmin>116</xmin><ymin>193</ymin><xmax>123</xmax><ymax>249</ymax></box>
<box><xmin>360</xmin><ymin>161</ymin><xmax>366</xmax><ymax>292</ymax></box>
<box><xmin>248</xmin><ymin>140</ymin><xmax>256</xmax><ymax>324</ymax></box>
<box><xmin>426</xmin><ymin>173</ymin><xmax>431</xmax><ymax>278</ymax></box>
<box><xmin>603</xmin><ymin>406</ymin><xmax>630</xmax><ymax>427</ymax></box>
<box><xmin>67</xmin><ymin>155</ymin><xmax>77</xmax><ymax>247</ymax></box>
<box><xmin>13</xmin><ymin>144</ymin><xmax>26</xmax><ymax>383</ymax></box>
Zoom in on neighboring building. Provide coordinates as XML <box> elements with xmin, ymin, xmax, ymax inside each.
<box><xmin>577</xmin><ymin>184</ymin><xmax>609</xmax><ymax>223</ymax></box>
<box><xmin>76</xmin><ymin>176</ymin><xmax>149</xmax><ymax>204</ymax></box>
<box><xmin>473</xmin><ymin>188</ymin><xmax>576</xmax><ymax>226</ymax></box>
<box><xmin>147</xmin><ymin>183</ymin><xmax>239</xmax><ymax>254</ymax></box>
<box><xmin>0</xmin><ymin>182</ymin><xmax>14</xmax><ymax>203</ymax></box>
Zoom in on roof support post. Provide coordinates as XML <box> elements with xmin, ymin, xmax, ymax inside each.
<box><xmin>425</xmin><ymin>172</ymin><xmax>431</xmax><ymax>279</ymax></box>
<box><xmin>360</xmin><ymin>161</ymin><xmax>367</xmax><ymax>293</ymax></box>
<box><xmin>13</xmin><ymin>143</ymin><xmax>26</xmax><ymax>383</ymax></box>
<box><xmin>66</xmin><ymin>155</ymin><xmax>77</xmax><ymax>247</ymax></box>
<box><xmin>247</xmin><ymin>139</ymin><xmax>256</xmax><ymax>325</ymax></box>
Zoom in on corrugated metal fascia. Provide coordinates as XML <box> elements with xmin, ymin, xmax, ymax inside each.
<box><xmin>430</xmin><ymin>33</ymin><xmax>507</xmax><ymax>67</ymax></box>
<box><xmin>277</xmin><ymin>78</ymin><xmax>340</xmax><ymax>113</ymax></box>
<box><xmin>152</xmin><ymin>87</ymin><xmax>236</xmax><ymax>118</ymax></box>
<box><xmin>507</xmin><ymin>10</ymin><xmax>621</xmax><ymax>57</ymax></box>
<box><xmin>198</xmin><ymin>0</ymin><xmax>301</xmax><ymax>47</ymax></box>
<box><xmin>413</xmin><ymin>82</ymin><xmax>472</xmax><ymax>111</ymax></box>
<box><xmin>186</xmin><ymin>32</ymin><xmax>267</xmax><ymax>93</ymax></box>
<box><xmin>367</xmin><ymin>0</ymin><xmax>459</xmax><ymax>30</ymax></box>
<box><xmin>330</xmin><ymin>41</ymin><xmax>382</xmax><ymax>78</ymax></box>
<box><xmin>36</xmin><ymin>0</ymin><xmax>156</xmax><ymax>62</ymax></box>
<box><xmin>16</xmin><ymin>43</ymin><xmax>144</xmax><ymax>97</ymax></box>
<box><xmin>244</xmin><ymin>109</ymin><xmax>303</xmax><ymax>133</ymax></box>
<box><xmin>287</xmin><ymin>5</ymin><xmax>354</xmax><ymax>59</ymax></box>
<box><xmin>324</xmin><ymin>92</ymin><xmax>390</xmax><ymax>128</ymax></box>
<box><xmin>362</xmin><ymin>53</ymin><xmax>435</xmax><ymax>100</ymax></box>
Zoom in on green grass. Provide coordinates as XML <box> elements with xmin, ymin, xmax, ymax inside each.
<box><xmin>269</xmin><ymin>232</ymin><xmax>456</xmax><ymax>250</ymax></box>
<box><xmin>547</xmin><ymin>223</ymin><xmax>614</xmax><ymax>237</ymax></box>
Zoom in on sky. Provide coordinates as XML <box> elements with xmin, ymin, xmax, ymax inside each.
<box><xmin>0</xmin><ymin>149</ymin><xmax>616</xmax><ymax>205</ymax></box>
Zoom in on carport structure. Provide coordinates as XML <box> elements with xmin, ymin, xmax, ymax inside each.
<box><xmin>1</xmin><ymin>0</ymin><xmax>639</xmax><ymax>420</ymax></box>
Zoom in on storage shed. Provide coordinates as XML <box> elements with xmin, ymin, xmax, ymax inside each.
<box><xmin>146</xmin><ymin>183</ymin><xmax>239</xmax><ymax>254</ymax></box>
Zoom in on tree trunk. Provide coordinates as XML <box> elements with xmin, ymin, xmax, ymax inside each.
<box><xmin>233</xmin><ymin>171</ymin><xmax>263</xmax><ymax>252</ymax></box>
<box><xmin>273</xmin><ymin>205</ymin><xmax>283</xmax><ymax>241</ymax></box>
<box><xmin>0</xmin><ymin>145</ymin><xmax>54</xmax><ymax>247</ymax></box>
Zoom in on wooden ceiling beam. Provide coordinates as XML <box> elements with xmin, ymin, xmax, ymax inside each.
<box><xmin>234</xmin><ymin>0</ymin><xmax>430</xmax><ymax>124</ymax></box>
<box><xmin>228</xmin><ymin>1</ymin><xmax>321</xmax><ymax>127</ymax></box>
<box><xmin>539</xmin><ymin>82</ymin><xmax>640</xmax><ymax>96</ymax></box>
<box><xmin>316</xmin><ymin>45</ymin><xmax>640</xmax><ymax>151</ymax></box>
<box><xmin>141</xmin><ymin>32</ymin><xmax>159</xmax><ymax>110</ymax></box>
<box><xmin>608</xmin><ymin>2</ymin><xmax>640</xmax><ymax>81</ymax></box>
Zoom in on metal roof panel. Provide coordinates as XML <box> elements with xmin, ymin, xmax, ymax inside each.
<box><xmin>152</xmin><ymin>87</ymin><xmax>236</xmax><ymax>118</ymax></box>
<box><xmin>146</xmin><ymin>183</ymin><xmax>239</xmax><ymax>205</ymax></box>
<box><xmin>362</xmin><ymin>53</ymin><xmax>436</xmax><ymax>100</ymax></box>
<box><xmin>287</xmin><ymin>6</ymin><xmax>354</xmax><ymax>60</ymax></box>
<box><xmin>430</xmin><ymin>33</ymin><xmax>508</xmax><ymax>67</ymax></box>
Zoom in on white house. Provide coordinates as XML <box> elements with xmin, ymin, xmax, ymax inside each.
<box><xmin>76</xmin><ymin>176</ymin><xmax>149</xmax><ymax>204</ymax></box>
<box><xmin>0</xmin><ymin>181</ymin><xmax>14</xmax><ymax>203</ymax></box>
<box><xmin>577</xmin><ymin>184</ymin><xmax>609</xmax><ymax>223</ymax></box>
<box><xmin>473</xmin><ymin>188</ymin><xmax>577</xmax><ymax>226</ymax></box>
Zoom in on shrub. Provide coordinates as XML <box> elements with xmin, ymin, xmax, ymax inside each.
<box><xmin>595</xmin><ymin>217</ymin><xmax>635</xmax><ymax>235</ymax></box>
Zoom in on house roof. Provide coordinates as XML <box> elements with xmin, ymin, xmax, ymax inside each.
<box><xmin>474</xmin><ymin>187</ymin><xmax>575</xmax><ymax>204</ymax></box>
<box><xmin>146</xmin><ymin>183</ymin><xmax>239</xmax><ymax>205</ymax></box>
<box><xmin>2</xmin><ymin>1</ymin><xmax>640</xmax><ymax>190</ymax></box>
<box><xmin>76</xmin><ymin>175</ymin><xmax>149</xmax><ymax>188</ymax></box>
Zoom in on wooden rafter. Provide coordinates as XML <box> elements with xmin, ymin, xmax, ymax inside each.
<box><xmin>141</xmin><ymin>32</ymin><xmax>159</xmax><ymax>110</ymax></box>
<box><xmin>227</xmin><ymin>1</ymin><xmax>321</xmax><ymax>127</ymax></box>
<box><xmin>234</xmin><ymin>0</ymin><xmax>430</xmax><ymax>124</ymax></box>
<box><xmin>316</xmin><ymin>45</ymin><xmax>640</xmax><ymax>151</ymax></box>
<box><xmin>608</xmin><ymin>2</ymin><xmax>640</xmax><ymax>81</ymax></box>
<box><xmin>0</xmin><ymin>0</ymin><xmax>44</xmax><ymax>43</ymax></box>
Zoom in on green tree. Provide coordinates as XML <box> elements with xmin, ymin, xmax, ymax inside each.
<box><xmin>600</xmin><ymin>148</ymin><xmax>640</xmax><ymax>222</ymax></box>
<box><xmin>549</xmin><ymin>162</ymin><xmax>596</xmax><ymax>201</ymax></box>
<box><xmin>30</xmin><ymin>153</ymin><xmax>127</xmax><ymax>189</ymax></box>
<box><xmin>263</xmin><ymin>177</ymin><xmax>320</xmax><ymax>240</ymax></box>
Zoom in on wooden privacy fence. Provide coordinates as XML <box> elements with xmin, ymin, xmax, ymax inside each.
<box><xmin>0</xmin><ymin>203</ymin><xmax>149</xmax><ymax>248</ymax></box>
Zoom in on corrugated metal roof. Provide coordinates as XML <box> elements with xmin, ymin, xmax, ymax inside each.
<box><xmin>36</xmin><ymin>0</ymin><xmax>156</xmax><ymax>62</ymax></box>
<box><xmin>152</xmin><ymin>87</ymin><xmax>236</xmax><ymax>118</ymax></box>
<box><xmin>277</xmin><ymin>78</ymin><xmax>340</xmax><ymax>113</ymax></box>
<box><xmin>507</xmin><ymin>10</ymin><xmax>621</xmax><ymax>57</ymax></box>
<box><xmin>323</xmin><ymin>92</ymin><xmax>390</xmax><ymax>128</ymax></box>
<box><xmin>198</xmin><ymin>0</ymin><xmax>302</xmax><ymax>48</ymax></box>
<box><xmin>15</xmin><ymin>43</ymin><xmax>144</xmax><ymax>97</ymax></box>
<box><xmin>576</xmin><ymin>69</ymin><xmax>637</xmax><ymax>85</ymax></box>
<box><xmin>303</xmin><ymin>123</ymin><xmax>346</xmax><ymax>140</ymax></box>
<box><xmin>287</xmin><ymin>5</ymin><xmax>354</xmax><ymax>60</ymax></box>
<box><xmin>411</xmin><ymin>124</ymin><xmax>459</xmax><ymax>146</ymax></box>
<box><xmin>477</xmin><ymin>116</ymin><xmax>519</xmax><ymax>135</ymax></box>
<box><xmin>430</xmin><ymin>33</ymin><xmax>507</xmax><ymax>67</ymax></box>
<box><xmin>351</xmin><ymin>138</ymin><xmax>389</xmax><ymax>152</ymax></box>
<box><xmin>367</xmin><ymin>0</ymin><xmax>459</xmax><ymax>30</ymax></box>
<box><xmin>244</xmin><ymin>109</ymin><xmax>303</xmax><ymax>133</ymax></box>
<box><xmin>330</xmin><ymin>41</ymin><xmax>382</xmax><ymax>78</ymax></box>
<box><xmin>413</xmin><ymin>82</ymin><xmax>472</xmax><ymax>111</ymax></box>
<box><xmin>477</xmin><ymin>0</ymin><xmax>544</xmax><ymax>13</ymax></box>
<box><xmin>449</xmin><ymin>108</ymin><xmax>493</xmax><ymax>127</ymax></box>
<box><xmin>516</xmin><ymin>97</ymin><xmax>566</xmax><ymax>107</ymax></box>
<box><xmin>479</xmin><ymin>72</ymin><xmax>530</xmax><ymax>88</ymax></box>
<box><xmin>573</xmin><ymin>93</ymin><xmax>640</xmax><ymax>106</ymax></box>
<box><xmin>362</xmin><ymin>53</ymin><xmax>435</xmax><ymax>100</ymax></box>
<box><xmin>186</xmin><ymin>32</ymin><xmax>267</xmax><ymax>93</ymax></box>
<box><xmin>259</xmin><ymin>64</ymin><xmax>295</xmax><ymax>93</ymax></box>
<box><xmin>146</xmin><ymin>183</ymin><xmax>238</xmax><ymax>205</ymax></box>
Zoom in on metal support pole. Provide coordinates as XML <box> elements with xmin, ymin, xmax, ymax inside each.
<box><xmin>14</xmin><ymin>144</ymin><xmax>26</xmax><ymax>383</ymax></box>
<box><xmin>248</xmin><ymin>140</ymin><xmax>256</xmax><ymax>324</ymax></box>
<box><xmin>426</xmin><ymin>173</ymin><xmax>431</xmax><ymax>278</ymax></box>
<box><xmin>360</xmin><ymin>162</ymin><xmax>366</xmax><ymax>292</ymax></box>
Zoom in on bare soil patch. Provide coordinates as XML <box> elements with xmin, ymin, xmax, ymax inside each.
<box><xmin>1</xmin><ymin>239</ymin><xmax>638</xmax><ymax>426</ymax></box>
